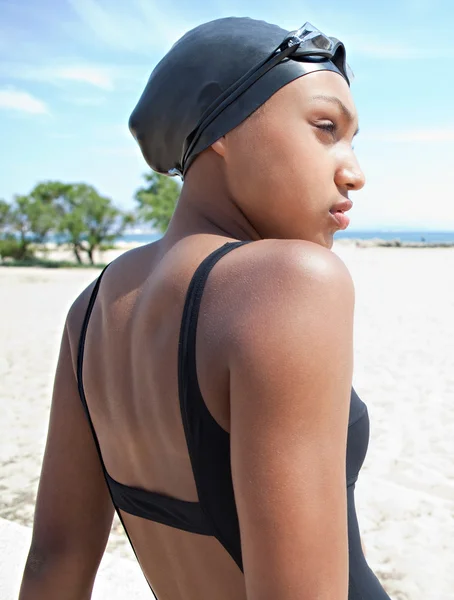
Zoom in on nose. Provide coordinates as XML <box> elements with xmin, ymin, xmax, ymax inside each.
<box><xmin>335</xmin><ymin>153</ymin><xmax>366</xmax><ymax>192</ymax></box>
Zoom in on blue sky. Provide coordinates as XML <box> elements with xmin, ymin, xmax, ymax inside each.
<box><xmin>1</xmin><ymin>0</ymin><xmax>454</xmax><ymax>230</ymax></box>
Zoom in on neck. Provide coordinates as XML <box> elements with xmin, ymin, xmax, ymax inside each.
<box><xmin>163</xmin><ymin>153</ymin><xmax>261</xmax><ymax>246</ymax></box>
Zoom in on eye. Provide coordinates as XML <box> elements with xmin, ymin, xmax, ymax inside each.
<box><xmin>315</xmin><ymin>121</ymin><xmax>337</xmax><ymax>138</ymax></box>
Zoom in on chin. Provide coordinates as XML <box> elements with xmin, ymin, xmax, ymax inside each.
<box><xmin>314</xmin><ymin>231</ymin><xmax>334</xmax><ymax>249</ymax></box>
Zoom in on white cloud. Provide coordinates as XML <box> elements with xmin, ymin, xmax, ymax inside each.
<box><xmin>68</xmin><ymin>0</ymin><xmax>194</xmax><ymax>54</ymax></box>
<box><xmin>351</xmin><ymin>42</ymin><xmax>419</xmax><ymax>60</ymax></box>
<box><xmin>349</xmin><ymin>142</ymin><xmax>454</xmax><ymax>230</ymax></box>
<box><xmin>399</xmin><ymin>0</ymin><xmax>444</xmax><ymax>16</ymax></box>
<box><xmin>48</xmin><ymin>65</ymin><xmax>114</xmax><ymax>89</ymax></box>
<box><xmin>63</xmin><ymin>95</ymin><xmax>106</xmax><ymax>106</ymax></box>
<box><xmin>347</xmin><ymin>34</ymin><xmax>454</xmax><ymax>60</ymax></box>
<box><xmin>0</xmin><ymin>88</ymin><xmax>49</xmax><ymax>114</ymax></box>
<box><xmin>88</xmin><ymin>144</ymin><xmax>143</xmax><ymax>158</ymax></box>
<box><xmin>48</xmin><ymin>132</ymin><xmax>79</xmax><ymax>140</ymax></box>
<box><xmin>0</xmin><ymin>62</ymin><xmax>115</xmax><ymax>90</ymax></box>
<box><xmin>361</xmin><ymin>128</ymin><xmax>454</xmax><ymax>143</ymax></box>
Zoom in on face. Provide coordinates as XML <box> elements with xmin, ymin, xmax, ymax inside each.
<box><xmin>212</xmin><ymin>70</ymin><xmax>365</xmax><ymax>248</ymax></box>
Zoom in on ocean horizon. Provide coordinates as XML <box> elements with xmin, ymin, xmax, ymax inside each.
<box><xmin>118</xmin><ymin>230</ymin><xmax>454</xmax><ymax>244</ymax></box>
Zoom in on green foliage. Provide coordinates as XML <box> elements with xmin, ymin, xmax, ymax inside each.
<box><xmin>0</xmin><ymin>197</ymin><xmax>36</xmax><ymax>260</ymax></box>
<box><xmin>135</xmin><ymin>172</ymin><xmax>181</xmax><ymax>233</ymax></box>
<box><xmin>0</xmin><ymin>234</ymin><xmax>34</xmax><ymax>261</ymax></box>
<box><xmin>1</xmin><ymin>174</ymin><xmax>169</xmax><ymax>267</ymax></box>
<box><xmin>12</xmin><ymin>194</ymin><xmax>58</xmax><ymax>243</ymax></box>
<box><xmin>0</xmin><ymin>258</ymin><xmax>108</xmax><ymax>269</ymax></box>
<box><xmin>57</xmin><ymin>183</ymin><xmax>132</xmax><ymax>264</ymax></box>
<box><xmin>0</xmin><ymin>201</ymin><xmax>23</xmax><ymax>260</ymax></box>
<box><xmin>0</xmin><ymin>199</ymin><xmax>11</xmax><ymax>230</ymax></box>
<box><xmin>30</xmin><ymin>181</ymin><xmax>70</xmax><ymax>205</ymax></box>
<box><xmin>3</xmin><ymin>257</ymin><xmax>60</xmax><ymax>267</ymax></box>
<box><xmin>0</xmin><ymin>181</ymin><xmax>132</xmax><ymax>266</ymax></box>
<box><xmin>0</xmin><ymin>184</ymin><xmax>65</xmax><ymax>261</ymax></box>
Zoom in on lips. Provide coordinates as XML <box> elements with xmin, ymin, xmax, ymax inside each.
<box><xmin>330</xmin><ymin>210</ymin><xmax>350</xmax><ymax>230</ymax></box>
<box><xmin>330</xmin><ymin>199</ymin><xmax>353</xmax><ymax>213</ymax></box>
<box><xmin>329</xmin><ymin>199</ymin><xmax>353</xmax><ymax>231</ymax></box>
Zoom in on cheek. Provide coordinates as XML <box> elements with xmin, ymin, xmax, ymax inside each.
<box><xmin>226</xmin><ymin>121</ymin><xmax>333</xmax><ymax>213</ymax></box>
<box><xmin>258</xmin><ymin>124</ymin><xmax>331</xmax><ymax>199</ymax></box>
<box><xmin>224</xmin><ymin>128</ymin><xmax>276</xmax><ymax>199</ymax></box>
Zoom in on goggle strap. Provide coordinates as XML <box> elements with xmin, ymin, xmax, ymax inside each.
<box><xmin>181</xmin><ymin>43</ymin><xmax>296</xmax><ymax>169</ymax></box>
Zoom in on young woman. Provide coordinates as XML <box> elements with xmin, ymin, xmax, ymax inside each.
<box><xmin>19</xmin><ymin>17</ymin><xmax>391</xmax><ymax>600</ymax></box>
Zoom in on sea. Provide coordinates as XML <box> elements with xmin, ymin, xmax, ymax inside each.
<box><xmin>118</xmin><ymin>231</ymin><xmax>454</xmax><ymax>244</ymax></box>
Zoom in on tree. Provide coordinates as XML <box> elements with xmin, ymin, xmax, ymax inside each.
<box><xmin>0</xmin><ymin>199</ymin><xmax>10</xmax><ymax>230</ymax></box>
<box><xmin>0</xmin><ymin>181</ymin><xmax>133</xmax><ymax>265</ymax></box>
<box><xmin>134</xmin><ymin>172</ymin><xmax>181</xmax><ymax>233</ymax></box>
<box><xmin>58</xmin><ymin>184</ymin><xmax>133</xmax><ymax>265</ymax></box>
<box><xmin>28</xmin><ymin>181</ymin><xmax>69</xmax><ymax>237</ymax></box>
<box><xmin>30</xmin><ymin>181</ymin><xmax>70</xmax><ymax>206</ymax></box>
<box><xmin>8</xmin><ymin>195</ymin><xmax>37</xmax><ymax>259</ymax></box>
<box><xmin>0</xmin><ymin>200</ymin><xmax>21</xmax><ymax>261</ymax></box>
<box><xmin>14</xmin><ymin>194</ymin><xmax>59</xmax><ymax>243</ymax></box>
<box><xmin>0</xmin><ymin>181</ymin><xmax>69</xmax><ymax>260</ymax></box>
<box><xmin>0</xmin><ymin>189</ymin><xmax>61</xmax><ymax>260</ymax></box>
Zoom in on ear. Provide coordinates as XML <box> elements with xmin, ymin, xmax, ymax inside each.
<box><xmin>211</xmin><ymin>136</ymin><xmax>227</xmax><ymax>157</ymax></box>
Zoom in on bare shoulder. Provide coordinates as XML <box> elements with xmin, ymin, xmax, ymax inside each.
<box><xmin>65</xmin><ymin>278</ymin><xmax>98</xmax><ymax>369</ymax></box>
<box><xmin>217</xmin><ymin>238</ymin><xmax>355</xmax><ymax>347</ymax></box>
<box><xmin>224</xmin><ymin>238</ymin><xmax>353</xmax><ymax>299</ymax></box>
<box><xmin>244</xmin><ymin>237</ymin><xmax>353</xmax><ymax>278</ymax></box>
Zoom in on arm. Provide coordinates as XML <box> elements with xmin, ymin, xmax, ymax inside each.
<box><xmin>229</xmin><ymin>243</ymin><xmax>355</xmax><ymax>600</ymax></box>
<box><xmin>19</xmin><ymin>289</ymin><xmax>114</xmax><ymax>600</ymax></box>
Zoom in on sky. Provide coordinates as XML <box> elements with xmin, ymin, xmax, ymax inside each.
<box><xmin>1</xmin><ymin>0</ymin><xmax>454</xmax><ymax>230</ymax></box>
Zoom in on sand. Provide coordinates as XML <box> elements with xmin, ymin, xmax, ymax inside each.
<box><xmin>1</xmin><ymin>241</ymin><xmax>453</xmax><ymax>599</ymax></box>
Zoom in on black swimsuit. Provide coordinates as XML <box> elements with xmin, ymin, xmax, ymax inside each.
<box><xmin>77</xmin><ymin>241</ymin><xmax>391</xmax><ymax>599</ymax></box>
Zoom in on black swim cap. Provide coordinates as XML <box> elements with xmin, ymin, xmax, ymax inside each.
<box><xmin>129</xmin><ymin>17</ymin><xmax>350</xmax><ymax>177</ymax></box>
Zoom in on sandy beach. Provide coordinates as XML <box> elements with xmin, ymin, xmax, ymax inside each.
<box><xmin>1</xmin><ymin>241</ymin><xmax>453</xmax><ymax>599</ymax></box>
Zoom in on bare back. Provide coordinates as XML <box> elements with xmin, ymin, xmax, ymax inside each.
<box><xmin>70</xmin><ymin>237</ymin><xmax>250</xmax><ymax>599</ymax></box>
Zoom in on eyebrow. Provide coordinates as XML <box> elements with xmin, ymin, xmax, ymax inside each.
<box><xmin>310</xmin><ymin>94</ymin><xmax>360</xmax><ymax>136</ymax></box>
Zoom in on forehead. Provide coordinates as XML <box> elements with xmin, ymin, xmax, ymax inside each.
<box><xmin>230</xmin><ymin>70</ymin><xmax>358</xmax><ymax>143</ymax></box>
<box><xmin>269</xmin><ymin>70</ymin><xmax>357</xmax><ymax>119</ymax></box>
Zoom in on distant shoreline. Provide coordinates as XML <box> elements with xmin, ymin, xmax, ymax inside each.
<box><xmin>335</xmin><ymin>238</ymin><xmax>454</xmax><ymax>248</ymax></box>
<box><xmin>117</xmin><ymin>230</ymin><xmax>454</xmax><ymax>246</ymax></box>
<box><xmin>37</xmin><ymin>237</ymin><xmax>454</xmax><ymax>252</ymax></box>
<box><xmin>2</xmin><ymin>237</ymin><xmax>454</xmax><ymax>269</ymax></box>
<box><xmin>114</xmin><ymin>235</ymin><xmax>454</xmax><ymax>249</ymax></box>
